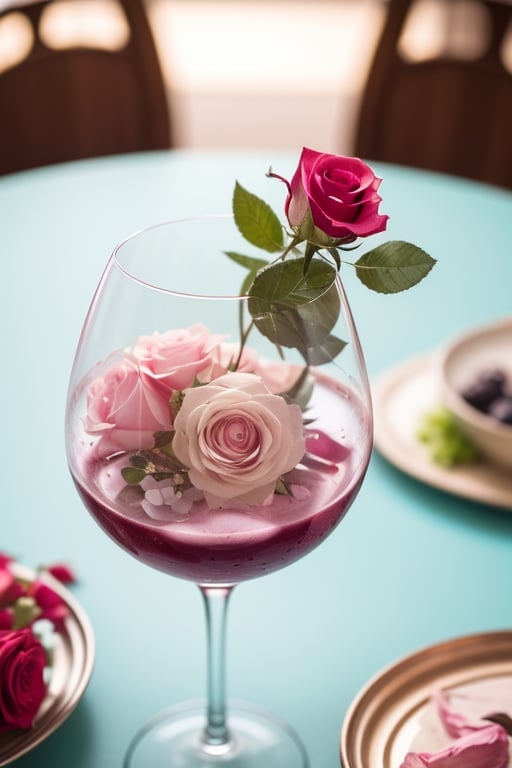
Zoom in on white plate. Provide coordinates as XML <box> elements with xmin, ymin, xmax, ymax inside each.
<box><xmin>0</xmin><ymin>565</ymin><xmax>95</xmax><ymax>766</ymax></box>
<box><xmin>372</xmin><ymin>355</ymin><xmax>512</xmax><ymax>510</ymax></box>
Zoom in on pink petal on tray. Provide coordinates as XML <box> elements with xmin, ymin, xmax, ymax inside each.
<box><xmin>434</xmin><ymin>690</ymin><xmax>483</xmax><ymax>737</ymax></box>
<box><xmin>400</xmin><ymin>724</ymin><xmax>510</xmax><ymax>768</ymax></box>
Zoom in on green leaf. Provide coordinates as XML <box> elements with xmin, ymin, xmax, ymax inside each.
<box><xmin>224</xmin><ymin>251</ymin><xmax>269</xmax><ymax>272</ymax></box>
<box><xmin>303</xmin><ymin>240</ymin><xmax>318</xmax><ymax>275</ymax></box>
<box><xmin>13</xmin><ymin>597</ymin><xmax>41</xmax><ymax>630</ymax></box>
<box><xmin>121</xmin><ymin>467</ymin><xmax>146</xmax><ymax>484</ymax></box>
<box><xmin>233</xmin><ymin>182</ymin><xmax>284</xmax><ymax>252</ymax></box>
<box><xmin>152</xmin><ymin>472</ymin><xmax>174</xmax><ymax>482</ymax></box>
<box><xmin>153</xmin><ymin>431</ymin><xmax>175</xmax><ymax>448</ymax></box>
<box><xmin>354</xmin><ymin>240</ymin><xmax>436</xmax><ymax>294</ymax></box>
<box><xmin>130</xmin><ymin>454</ymin><xmax>149</xmax><ymax>470</ymax></box>
<box><xmin>117</xmin><ymin>485</ymin><xmax>146</xmax><ymax>504</ymax></box>
<box><xmin>275</xmin><ymin>477</ymin><xmax>292</xmax><ymax>496</ymax></box>
<box><xmin>247</xmin><ymin>257</ymin><xmax>341</xmax><ymax>363</ymax></box>
<box><xmin>305</xmin><ymin>334</ymin><xmax>347</xmax><ymax>365</ymax></box>
<box><xmin>224</xmin><ymin>251</ymin><xmax>270</xmax><ymax>295</ymax></box>
<box><xmin>282</xmin><ymin>366</ymin><xmax>314</xmax><ymax>410</ymax></box>
<box><xmin>169</xmin><ymin>391</ymin><xmax>184</xmax><ymax>418</ymax></box>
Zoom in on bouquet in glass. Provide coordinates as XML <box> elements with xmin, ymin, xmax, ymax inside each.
<box><xmin>66</xmin><ymin>147</ymin><xmax>435</xmax><ymax>767</ymax></box>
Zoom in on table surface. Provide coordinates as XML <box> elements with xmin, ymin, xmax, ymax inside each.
<box><xmin>2</xmin><ymin>149</ymin><xmax>511</xmax><ymax>768</ymax></box>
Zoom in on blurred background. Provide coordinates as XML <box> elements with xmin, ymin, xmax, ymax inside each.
<box><xmin>0</xmin><ymin>0</ymin><xmax>386</xmax><ymax>153</ymax></box>
<box><xmin>1</xmin><ymin>0</ymin><xmax>512</xmax><ymax>184</ymax></box>
<box><xmin>143</xmin><ymin>0</ymin><xmax>386</xmax><ymax>152</ymax></box>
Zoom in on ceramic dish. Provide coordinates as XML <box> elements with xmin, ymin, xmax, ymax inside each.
<box><xmin>372</xmin><ymin>354</ymin><xmax>512</xmax><ymax>510</ymax></box>
<box><xmin>340</xmin><ymin>629</ymin><xmax>512</xmax><ymax>768</ymax></box>
<box><xmin>437</xmin><ymin>316</ymin><xmax>512</xmax><ymax>471</ymax></box>
<box><xmin>0</xmin><ymin>564</ymin><xmax>95</xmax><ymax>766</ymax></box>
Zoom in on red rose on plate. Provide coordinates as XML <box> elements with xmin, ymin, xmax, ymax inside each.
<box><xmin>0</xmin><ymin>566</ymin><xmax>24</xmax><ymax>609</ymax></box>
<box><xmin>0</xmin><ymin>628</ymin><xmax>47</xmax><ymax>733</ymax></box>
<box><xmin>285</xmin><ymin>146</ymin><xmax>389</xmax><ymax>243</ymax></box>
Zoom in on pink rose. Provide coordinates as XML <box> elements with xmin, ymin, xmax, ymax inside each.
<box><xmin>84</xmin><ymin>357</ymin><xmax>171</xmax><ymax>457</ymax></box>
<box><xmin>0</xmin><ymin>629</ymin><xmax>47</xmax><ymax>733</ymax></box>
<box><xmin>172</xmin><ymin>371</ymin><xmax>305</xmax><ymax>508</ymax></box>
<box><xmin>253</xmin><ymin>360</ymin><xmax>305</xmax><ymax>394</ymax></box>
<box><xmin>206</xmin><ymin>342</ymin><xmax>260</xmax><ymax>382</ymax></box>
<box><xmin>284</xmin><ymin>147</ymin><xmax>388</xmax><ymax>242</ymax></box>
<box><xmin>131</xmin><ymin>325</ymin><xmax>223</xmax><ymax>392</ymax></box>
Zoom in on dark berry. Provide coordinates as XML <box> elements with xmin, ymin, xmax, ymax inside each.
<box><xmin>477</xmin><ymin>368</ymin><xmax>507</xmax><ymax>389</ymax></box>
<box><xmin>461</xmin><ymin>368</ymin><xmax>506</xmax><ymax>411</ymax></box>
<box><xmin>488</xmin><ymin>397</ymin><xmax>512</xmax><ymax>425</ymax></box>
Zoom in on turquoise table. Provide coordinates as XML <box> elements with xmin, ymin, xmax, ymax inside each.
<box><xmin>2</xmin><ymin>149</ymin><xmax>511</xmax><ymax>767</ymax></box>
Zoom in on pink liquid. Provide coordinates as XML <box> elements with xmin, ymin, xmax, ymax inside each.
<box><xmin>71</xmin><ymin>377</ymin><xmax>371</xmax><ymax>585</ymax></box>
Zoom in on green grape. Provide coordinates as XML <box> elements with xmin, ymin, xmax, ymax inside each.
<box><xmin>416</xmin><ymin>407</ymin><xmax>479</xmax><ymax>468</ymax></box>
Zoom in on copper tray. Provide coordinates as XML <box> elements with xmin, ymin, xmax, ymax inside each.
<box><xmin>340</xmin><ymin>629</ymin><xmax>512</xmax><ymax>768</ymax></box>
<box><xmin>0</xmin><ymin>564</ymin><xmax>95</xmax><ymax>766</ymax></box>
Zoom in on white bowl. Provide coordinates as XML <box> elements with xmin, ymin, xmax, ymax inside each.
<box><xmin>437</xmin><ymin>316</ymin><xmax>512</xmax><ymax>472</ymax></box>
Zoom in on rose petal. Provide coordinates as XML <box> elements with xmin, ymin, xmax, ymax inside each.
<box><xmin>29</xmin><ymin>583</ymin><xmax>69</xmax><ymax>631</ymax></box>
<box><xmin>45</xmin><ymin>563</ymin><xmax>76</xmax><ymax>585</ymax></box>
<box><xmin>435</xmin><ymin>690</ymin><xmax>483</xmax><ymax>738</ymax></box>
<box><xmin>0</xmin><ymin>569</ymin><xmax>25</xmax><ymax>609</ymax></box>
<box><xmin>400</xmin><ymin>724</ymin><xmax>510</xmax><ymax>768</ymax></box>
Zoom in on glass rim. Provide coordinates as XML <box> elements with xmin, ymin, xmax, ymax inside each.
<box><xmin>111</xmin><ymin>214</ymin><xmax>247</xmax><ymax>301</ymax></box>
<box><xmin>111</xmin><ymin>214</ymin><xmax>340</xmax><ymax>305</ymax></box>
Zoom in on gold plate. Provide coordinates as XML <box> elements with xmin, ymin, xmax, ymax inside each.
<box><xmin>340</xmin><ymin>629</ymin><xmax>512</xmax><ymax>768</ymax></box>
<box><xmin>0</xmin><ymin>564</ymin><xmax>95</xmax><ymax>766</ymax></box>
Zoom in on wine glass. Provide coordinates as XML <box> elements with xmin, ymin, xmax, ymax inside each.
<box><xmin>65</xmin><ymin>214</ymin><xmax>373</xmax><ymax>767</ymax></box>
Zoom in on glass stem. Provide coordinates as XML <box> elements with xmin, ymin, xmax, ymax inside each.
<box><xmin>200</xmin><ymin>585</ymin><xmax>234</xmax><ymax>749</ymax></box>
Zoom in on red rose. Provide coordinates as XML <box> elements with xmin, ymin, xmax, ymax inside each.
<box><xmin>0</xmin><ymin>567</ymin><xmax>23</xmax><ymax>609</ymax></box>
<box><xmin>0</xmin><ymin>628</ymin><xmax>47</xmax><ymax>733</ymax></box>
<box><xmin>28</xmin><ymin>582</ymin><xmax>69</xmax><ymax>632</ymax></box>
<box><xmin>0</xmin><ymin>610</ymin><xmax>13</xmax><ymax>630</ymax></box>
<box><xmin>285</xmin><ymin>147</ymin><xmax>389</xmax><ymax>243</ymax></box>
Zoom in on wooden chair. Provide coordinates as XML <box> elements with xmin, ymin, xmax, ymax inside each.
<box><xmin>0</xmin><ymin>0</ymin><xmax>171</xmax><ymax>175</ymax></box>
<box><xmin>353</xmin><ymin>0</ymin><xmax>512</xmax><ymax>189</ymax></box>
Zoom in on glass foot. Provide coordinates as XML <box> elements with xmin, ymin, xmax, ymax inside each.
<box><xmin>123</xmin><ymin>700</ymin><xmax>309</xmax><ymax>768</ymax></box>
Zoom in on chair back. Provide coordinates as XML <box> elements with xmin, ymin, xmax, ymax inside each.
<box><xmin>354</xmin><ymin>0</ymin><xmax>512</xmax><ymax>189</ymax></box>
<box><xmin>0</xmin><ymin>0</ymin><xmax>171</xmax><ymax>175</ymax></box>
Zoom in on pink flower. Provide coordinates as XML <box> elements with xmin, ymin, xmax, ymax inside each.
<box><xmin>28</xmin><ymin>582</ymin><xmax>69</xmax><ymax>632</ymax></box>
<box><xmin>205</xmin><ymin>341</ymin><xmax>260</xmax><ymax>382</ymax></box>
<box><xmin>45</xmin><ymin>563</ymin><xmax>76</xmax><ymax>585</ymax></box>
<box><xmin>0</xmin><ymin>628</ymin><xmax>47</xmax><ymax>733</ymax></box>
<box><xmin>84</xmin><ymin>326</ymin><xmax>240</xmax><ymax>458</ymax></box>
<box><xmin>84</xmin><ymin>357</ymin><xmax>171</xmax><ymax>457</ymax></box>
<box><xmin>253</xmin><ymin>360</ymin><xmax>305</xmax><ymax>394</ymax></box>
<box><xmin>0</xmin><ymin>567</ymin><xmax>24</xmax><ymax>609</ymax></box>
<box><xmin>172</xmin><ymin>371</ymin><xmax>305</xmax><ymax>508</ymax></box>
<box><xmin>400</xmin><ymin>690</ymin><xmax>510</xmax><ymax>768</ymax></box>
<box><xmin>434</xmin><ymin>690</ymin><xmax>482</xmax><ymax>738</ymax></box>
<box><xmin>131</xmin><ymin>325</ymin><xmax>223</xmax><ymax>392</ymax></box>
<box><xmin>0</xmin><ymin>610</ymin><xmax>13</xmax><ymax>629</ymax></box>
<box><xmin>283</xmin><ymin>147</ymin><xmax>388</xmax><ymax>243</ymax></box>
<box><xmin>400</xmin><ymin>724</ymin><xmax>509</xmax><ymax>768</ymax></box>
